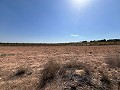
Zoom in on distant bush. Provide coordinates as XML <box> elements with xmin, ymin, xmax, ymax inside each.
<box><xmin>107</xmin><ymin>39</ymin><xmax>120</xmax><ymax>42</ymax></box>
<box><xmin>82</xmin><ymin>41</ymin><xmax>87</xmax><ymax>43</ymax></box>
<box><xmin>97</xmin><ymin>39</ymin><xmax>106</xmax><ymax>42</ymax></box>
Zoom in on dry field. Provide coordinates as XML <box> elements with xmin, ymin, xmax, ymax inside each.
<box><xmin>0</xmin><ymin>45</ymin><xmax>120</xmax><ymax>90</ymax></box>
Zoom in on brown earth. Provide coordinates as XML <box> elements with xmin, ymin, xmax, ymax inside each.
<box><xmin>0</xmin><ymin>45</ymin><xmax>120</xmax><ymax>90</ymax></box>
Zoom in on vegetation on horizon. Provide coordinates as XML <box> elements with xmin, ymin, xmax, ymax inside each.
<box><xmin>0</xmin><ymin>39</ymin><xmax>120</xmax><ymax>46</ymax></box>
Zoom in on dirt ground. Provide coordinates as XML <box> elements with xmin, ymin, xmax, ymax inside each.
<box><xmin>0</xmin><ymin>45</ymin><xmax>120</xmax><ymax>90</ymax></box>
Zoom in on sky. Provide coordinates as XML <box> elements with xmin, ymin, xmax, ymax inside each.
<box><xmin>0</xmin><ymin>0</ymin><xmax>120</xmax><ymax>43</ymax></box>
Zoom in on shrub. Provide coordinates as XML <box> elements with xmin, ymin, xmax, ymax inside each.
<box><xmin>38</xmin><ymin>60</ymin><xmax>60</xmax><ymax>89</ymax></box>
<box><xmin>56</xmin><ymin>61</ymin><xmax>96</xmax><ymax>90</ymax></box>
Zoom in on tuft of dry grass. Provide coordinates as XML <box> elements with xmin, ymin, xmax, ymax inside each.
<box><xmin>38</xmin><ymin>60</ymin><xmax>60</xmax><ymax>89</ymax></box>
<box><xmin>56</xmin><ymin>61</ymin><xmax>97</xmax><ymax>90</ymax></box>
<box><xmin>105</xmin><ymin>54</ymin><xmax>120</xmax><ymax>68</ymax></box>
<box><xmin>99</xmin><ymin>70</ymin><xmax>112</xmax><ymax>90</ymax></box>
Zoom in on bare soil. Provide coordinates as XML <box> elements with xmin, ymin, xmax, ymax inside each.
<box><xmin>0</xmin><ymin>45</ymin><xmax>120</xmax><ymax>90</ymax></box>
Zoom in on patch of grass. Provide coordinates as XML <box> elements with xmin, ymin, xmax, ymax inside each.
<box><xmin>38</xmin><ymin>60</ymin><xmax>60</xmax><ymax>89</ymax></box>
<box><xmin>57</xmin><ymin>61</ymin><xmax>96</xmax><ymax>90</ymax></box>
<box><xmin>38</xmin><ymin>60</ymin><xmax>119</xmax><ymax>90</ymax></box>
<box><xmin>59</xmin><ymin>61</ymin><xmax>92</xmax><ymax>76</ymax></box>
<box><xmin>105</xmin><ymin>54</ymin><xmax>120</xmax><ymax>68</ymax></box>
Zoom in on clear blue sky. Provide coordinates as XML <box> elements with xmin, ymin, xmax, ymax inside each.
<box><xmin>0</xmin><ymin>0</ymin><xmax>120</xmax><ymax>43</ymax></box>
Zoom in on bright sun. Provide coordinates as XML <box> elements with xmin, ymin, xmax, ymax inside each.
<box><xmin>70</xmin><ymin>0</ymin><xmax>91</xmax><ymax>10</ymax></box>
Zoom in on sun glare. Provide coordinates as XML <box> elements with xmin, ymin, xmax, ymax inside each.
<box><xmin>70</xmin><ymin>0</ymin><xmax>91</xmax><ymax>10</ymax></box>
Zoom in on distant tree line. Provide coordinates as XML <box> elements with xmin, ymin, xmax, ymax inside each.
<box><xmin>90</xmin><ymin>39</ymin><xmax>120</xmax><ymax>42</ymax></box>
<box><xmin>82</xmin><ymin>39</ymin><xmax>120</xmax><ymax>43</ymax></box>
<box><xmin>0</xmin><ymin>39</ymin><xmax>120</xmax><ymax>46</ymax></box>
<box><xmin>81</xmin><ymin>39</ymin><xmax>120</xmax><ymax>46</ymax></box>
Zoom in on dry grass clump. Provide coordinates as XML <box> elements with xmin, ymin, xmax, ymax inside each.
<box><xmin>101</xmin><ymin>54</ymin><xmax>120</xmax><ymax>90</ymax></box>
<box><xmin>38</xmin><ymin>59</ymin><xmax>120</xmax><ymax>90</ymax></box>
<box><xmin>56</xmin><ymin>61</ymin><xmax>97</xmax><ymax>90</ymax></box>
<box><xmin>38</xmin><ymin>60</ymin><xmax>95</xmax><ymax>90</ymax></box>
<box><xmin>38</xmin><ymin>60</ymin><xmax>60</xmax><ymax>89</ymax></box>
<box><xmin>99</xmin><ymin>70</ymin><xmax>112</xmax><ymax>90</ymax></box>
<box><xmin>105</xmin><ymin>54</ymin><xmax>120</xmax><ymax>68</ymax></box>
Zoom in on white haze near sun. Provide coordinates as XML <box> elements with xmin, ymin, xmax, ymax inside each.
<box><xmin>69</xmin><ymin>0</ymin><xmax>93</xmax><ymax>10</ymax></box>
